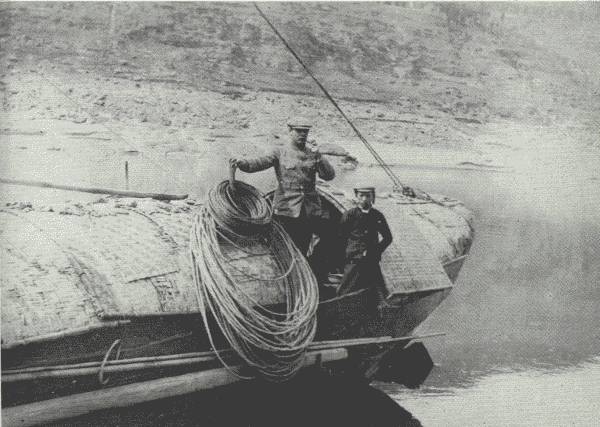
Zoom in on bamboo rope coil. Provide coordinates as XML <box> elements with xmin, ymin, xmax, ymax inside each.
<box><xmin>189</xmin><ymin>179</ymin><xmax>319</xmax><ymax>381</ymax></box>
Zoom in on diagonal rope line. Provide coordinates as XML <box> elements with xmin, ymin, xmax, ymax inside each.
<box><xmin>253</xmin><ymin>2</ymin><xmax>406</xmax><ymax>192</ymax></box>
<box><xmin>252</xmin><ymin>3</ymin><xmax>503</xmax><ymax>212</ymax></box>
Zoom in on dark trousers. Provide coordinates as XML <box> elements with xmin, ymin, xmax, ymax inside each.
<box><xmin>274</xmin><ymin>214</ymin><xmax>313</xmax><ymax>255</ymax></box>
<box><xmin>337</xmin><ymin>258</ymin><xmax>385</xmax><ymax>297</ymax></box>
<box><xmin>275</xmin><ymin>213</ymin><xmax>334</xmax><ymax>283</ymax></box>
<box><xmin>275</xmin><ymin>214</ymin><xmax>333</xmax><ymax>253</ymax></box>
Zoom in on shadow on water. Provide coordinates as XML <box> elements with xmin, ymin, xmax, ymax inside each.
<box><xmin>49</xmin><ymin>369</ymin><xmax>422</xmax><ymax>427</ymax></box>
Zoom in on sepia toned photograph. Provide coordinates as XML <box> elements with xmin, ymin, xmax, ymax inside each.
<box><xmin>1</xmin><ymin>2</ymin><xmax>599</xmax><ymax>426</ymax></box>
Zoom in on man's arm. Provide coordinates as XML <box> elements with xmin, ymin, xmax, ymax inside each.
<box><xmin>316</xmin><ymin>155</ymin><xmax>335</xmax><ymax>181</ymax></box>
<box><xmin>375</xmin><ymin>213</ymin><xmax>393</xmax><ymax>257</ymax></box>
<box><xmin>337</xmin><ymin>209</ymin><xmax>352</xmax><ymax>265</ymax></box>
<box><xmin>231</xmin><ymin>150</ymin><xmax>278</xmax><ymax>173</ymax></box>
<box><xmin>338</xmin><ymin>209</ymin><xmax>351</xmax><ymax>241</ymax></box>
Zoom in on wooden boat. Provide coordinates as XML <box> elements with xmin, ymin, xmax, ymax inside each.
<box><xmin>1</xmin><ymin>179</ymin><xmax>472</xmax><ymax>425</ymax></box>
<box><xmin>0</xmin><ymin>4</ymin><xmax>475</xmax><ymax>423</ymax></box>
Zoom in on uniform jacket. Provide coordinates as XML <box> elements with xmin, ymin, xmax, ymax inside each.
<box><xmin>239</xmin><ymin>145</ymin><xmax>335</xmax><ymax>218</ymax></box>
<box><xmin>339</xmin><ymin>207</ymin><xmax>393</xmax><ymax>262</ymax></box>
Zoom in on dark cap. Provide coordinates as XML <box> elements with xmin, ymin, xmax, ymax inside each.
<box><xmin>354</xmin><ymin>187</ymin><xmax>376</xmax><ymax>195</ymax></box>
<box><xmin>287</xmin><ymin>124</ymin><xmax>312</xmax><ymax>133</ymax></box>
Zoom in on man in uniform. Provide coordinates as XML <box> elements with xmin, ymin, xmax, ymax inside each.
<box><xmin>337</xmin><ymin>187</ymin><xmax>392</xmax><ymax>297</ymax></box>
<box><xmin>230</xmin><ymin>124</ymin><xmax>335</xmax><ymax>256</ymax></box>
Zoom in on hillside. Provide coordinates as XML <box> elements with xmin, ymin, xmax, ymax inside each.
<box><xmin>1</xmin><ymin>2</ymin><xmax>599</xmax><ymax>196</ymax></box>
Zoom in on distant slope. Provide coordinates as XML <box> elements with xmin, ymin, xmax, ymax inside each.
<box><xmin>2</xmin><ymin>2</ymin><xmax>599</xmax><ymax>128</ymax></box>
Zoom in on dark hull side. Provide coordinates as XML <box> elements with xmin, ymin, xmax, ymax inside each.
<box><xmin>317</xmin><ymin>287</ymin><xmax>451</xmax><ymax>341</ymax></box>
<box><xmin>2</xmin><ymin>283</ymin><xmax>451</xmax><ymax>366</ymax></box>
<box><xmin>2</xmin><ymin>282</ymin><xmax>451</xmax><ymax>408</ymax></box>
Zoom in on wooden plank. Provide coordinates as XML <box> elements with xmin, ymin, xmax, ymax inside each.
<box><xmin>2</xmin><ymin>348</ymin><xmax>348</xmax><ymax>427</ymax></box>
<box><xmin>310</xmin><ymin>332</ymin><xmax>445</xmax><ymax>350</ymax></box>
<box><xmin>2</xmin><ymin>357</ymin><xmax>218</xmax><ymax>382</ymax></box>
<box><xmin>0</xmin><ymin>177</ymin><xmax>188</xmax><ymax>201</ymax></box>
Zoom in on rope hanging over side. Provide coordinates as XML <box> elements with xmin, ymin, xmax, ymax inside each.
<box><xmin>253</xmin><ymin>2</ymin><xmax>406</xmax><ymax>193</ymax></box>
<box><xmin>189</xmin><ymin>180</ymin><xmax>319</xmax><ymax>381</ymax></box>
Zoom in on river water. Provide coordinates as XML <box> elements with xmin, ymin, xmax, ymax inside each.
<box><xmin>364</xmin><ymin>143</ymin><xmax>600</xmax><ymax>425</ymax></box>
<box><xmin>2</xmin><ymin>120</ymin><xmax>599</xmax><ymax>425</ymax></box>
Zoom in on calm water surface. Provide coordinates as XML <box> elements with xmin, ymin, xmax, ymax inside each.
<box><xmin>368</xmin><ymin>161</ymin><xmax>600</xmax><ymax>426</ymax></box>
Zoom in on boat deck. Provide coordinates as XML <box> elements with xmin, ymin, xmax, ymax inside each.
<box><xmin>1</xmin><ymin>184</ymin><xmax>472</xmax><ymax>350</ymax></box>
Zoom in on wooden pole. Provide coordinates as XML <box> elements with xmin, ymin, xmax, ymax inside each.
<box><xmin>2</xmin><ymin>356</ymin><xmax>217</xmax><ymax>382</ymax></box>
<box><xmin>125</xmin><ymin>161</ymin><xmax>129</xmax><ymax>190</ymax></box>
<box><xmin>2</xmin><ymin>348</ymin><xmax>348</xmax><ymax>427</ymax></box>
<box><xmin>0</xmin><ymin>177</ymin><xmax>187</xmax><ymax>201</ymax></box>
<box><xmin>3</xmin><ymin>333</ymin><xmax>443</xmax><ymax>374</ymax></box>
<box><xmin>2</xmin><ymin>333</ymin><xmax>444</xmax><ymax>383</ymax></box>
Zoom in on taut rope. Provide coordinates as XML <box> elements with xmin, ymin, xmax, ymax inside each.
<box><xmin>253</xmin><ymin>3</ymin><xmax>407</xmax><ymax>193</ymax></box>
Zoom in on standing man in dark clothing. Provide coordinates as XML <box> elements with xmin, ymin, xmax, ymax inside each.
<box><xmin>230</xmin><ymin>124</ymin><xmax>336</xmax><ymax>256</ymax></box>
<box><xmin>337</xmin><ymin>187</ymin><xmax>393</xmax><ymax>297</ymax></box>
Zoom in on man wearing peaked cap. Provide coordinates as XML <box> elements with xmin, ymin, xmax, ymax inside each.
<box><xmin>287</xmin><ymin>123</ymin><xmax>311</xmax><ymax>132</ymax></box>
<box><xmin>337</xmin><ymin>186</ymin><xmax>392</xmax><ymax>297</ymax></box>
<box><xmin>230</xmin><ymin>123</ymin><xmax>335</xmax><ymax>256</ymax></box>
<box><xmin>354</xmin><ymin>186</ymin><xmax>376</xmax><ymax>201</ymax></box>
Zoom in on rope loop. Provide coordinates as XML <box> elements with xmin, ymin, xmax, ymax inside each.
<box><xmin>98</xmin><ymin>339</ymin><xmax>122</xmax><ymax>385</ymax></box>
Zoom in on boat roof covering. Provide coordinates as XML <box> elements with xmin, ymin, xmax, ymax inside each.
<box><xmin>1</xmin><ymin>184</ymin><xmax>467</xmax><ymax>348</ymax></box>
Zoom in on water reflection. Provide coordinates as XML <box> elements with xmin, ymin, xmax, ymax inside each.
<box><xmin>386</xmin><ymin>358</ymin><xmax>600</xmax><ymax>426</ymax></box>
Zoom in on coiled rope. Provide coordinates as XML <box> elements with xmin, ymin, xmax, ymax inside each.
<box><xmin>189</xmin><ymin>180</ymin><xmax>319</xmax><ymax>381</ymax></box>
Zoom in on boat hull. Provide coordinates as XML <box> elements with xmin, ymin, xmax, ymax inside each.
<box><xmin>1</xmin><ymin>186</ymin><xmax>472</xmax><ymax>416</ymax></box>
<box><xmin>2</xmin><ymin>280</ymin><xmax>453</xmax><ymax>408</ymax></box>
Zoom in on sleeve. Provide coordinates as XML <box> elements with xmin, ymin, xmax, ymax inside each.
<box><xmin>338</xmin><ymin>210</ymin><xmax>351</xmax><ymax>263</ymax></box>
<box><xmin>375</xmin><ymin>212</ymin><xmax>393</xmax><ymax>256</ymax></box>
<box><xmin>238</xmin><ymin>149</ymin><xmax>278</xmax><ymax>173</ymax></box>
<box><xmin>338</xmin><ymin>210</ymin><xmax>351</xmax><ymax>241</ymax></box>
<box><xmin>316</xmin><ymin>155</ymin><xmax>335</xmax><ymax>181</ymax></box>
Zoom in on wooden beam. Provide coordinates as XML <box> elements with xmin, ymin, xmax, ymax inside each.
<box><xmin>1</xmin><ymin>348</ymin><xmax>348</xmax><ymax>427</ymax></box>
<box><xmin>1</xmin><ymin>356</ymin><xmax>217</xmax><ymax>382</ymax></box>
<box><xmin>309</xmin><ymin>332</ymin><xmax>445</xmax><ymax>350</ymax></box>
<box><xmin>0</xmin><ymin>177</ymin><xmax>188</xmax><ymax>201</ymax></box>
<box><xmin>2</xmin><ymin>333</ymin><xmax>445</xmax><ymax>382</ymax></box>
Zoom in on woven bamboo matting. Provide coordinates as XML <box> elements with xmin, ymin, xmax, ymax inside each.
<box><xmin>1</xmin><ymin>211</ymin><xmax>107</xmax><ymax>346</ymax></box>
<box><xmin>376</xmin><ymin>197</ymin><xmax>453</xmax><ymax>294</ymax></box>
<box><xmin>1</xmin><ymin>187</ymin><xmax>468</xmax><ymax>347</ymax></box>
<box><xmin>0</xmin><ymin>199</ymin><xmax>291</xmax><ymax>347</ymax></box>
